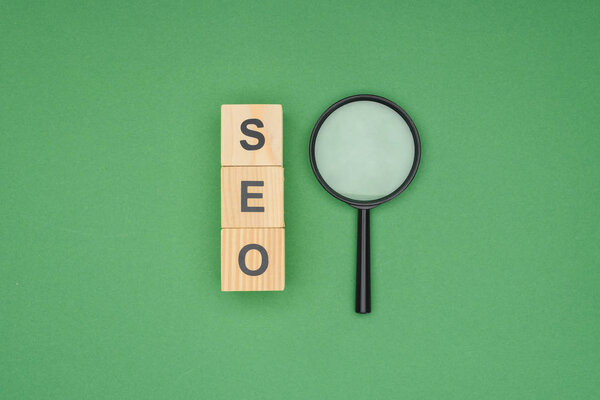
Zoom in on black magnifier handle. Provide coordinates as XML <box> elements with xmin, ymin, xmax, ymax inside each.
<box><xmin>356</xmin><ymin>208</ymin><xmax>371</xmax><ymax>314</ymax></box>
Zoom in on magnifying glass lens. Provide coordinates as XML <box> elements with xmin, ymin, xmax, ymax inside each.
<box><xmin>314</xmin><ymin>100</ymin><xmax>415</xmax><ymax>201</ymax></box>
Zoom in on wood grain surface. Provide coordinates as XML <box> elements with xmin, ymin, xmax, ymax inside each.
<box><xmin>221</xmin><ymin>166</ymin><xmax>284</xmax><ymax>228</ymax></box>
<box><xmin>221</xmin><ymin>104</ymin><xmax>282</xmax><ymax>166</ymax></box>
<box><xmin>221</xmin><ymin>228</ymin><xmax>285</xmax><ymax>291</ymax></box>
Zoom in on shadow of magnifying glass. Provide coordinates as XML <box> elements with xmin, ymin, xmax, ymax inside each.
<box><xmin>309</xmin><ymin>94</ymin><xmax>421</xmax><ymax>314</ymax></box>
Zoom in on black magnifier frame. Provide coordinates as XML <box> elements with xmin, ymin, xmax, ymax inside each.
<box><xmin>309</xmin><ymin>94</ymin><xmax>421</xmax><ymax>314</ymax></box>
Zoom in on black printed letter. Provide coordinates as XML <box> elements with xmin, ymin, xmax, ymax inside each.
<box><xmin>240</xmin><ymin>118</ymin><xmax>265</xmax><ymax>150</ymax></box>
<box><xmin>241</xmin><ymin>181</ymin><xmax>264</xmax><ymax>212</ymax></box>
<box><xmin>238</xmin><ymin>244</ymin><xmax>268</xmax><ymax>276</ymax></box>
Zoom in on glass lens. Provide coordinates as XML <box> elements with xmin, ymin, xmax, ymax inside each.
<box><xmin>314</xmin><ymin>100</ymin><xmax>415</xmax><ymax>202</ymax></box>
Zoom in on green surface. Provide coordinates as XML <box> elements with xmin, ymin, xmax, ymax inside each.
<box><xmin>1</xmin><ymin>1</ymin><xmax>599</xmax><ymax>398</ymax></box>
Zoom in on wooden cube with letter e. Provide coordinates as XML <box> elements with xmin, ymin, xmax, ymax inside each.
<box><xmin>221</xmin><ymin>166</ymin><xmax>284</xmax><ymax>228</ymax></box>
<box><xmin>220</xmin><ymin>104</ymin><xmax>285</xmax><ymax>291</ymax></box>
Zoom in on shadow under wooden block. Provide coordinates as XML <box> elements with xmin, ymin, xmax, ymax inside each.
<box><xmin>221</xmin><ymin>166</ymin><xmax>284</xmax><ymax>228</ymax></box>
<box><xmin>221</xmin><ymin>228</ymin><xmax>285</xmax><ymax>291</ymax></box>
<box><xmin>221</xmin><ymin>104</ymin><xmax>283</xmax><ymax>166</ymax></box>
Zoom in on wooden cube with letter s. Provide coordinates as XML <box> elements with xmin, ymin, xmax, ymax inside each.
<box><xmin>221</xmin><ymin>104</ymin><xmax>282</xmax><ymax>167</ymax></box>
<box><xmin>220</xmin><ymin>104</ymin><xmax>285</xmax><ymax>291</ymax></box>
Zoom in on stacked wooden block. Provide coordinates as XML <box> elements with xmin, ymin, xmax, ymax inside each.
<box><xmin>221</xmin><ymin>105</ymin><xmax>284</xmax><ymax>291</ymax></box>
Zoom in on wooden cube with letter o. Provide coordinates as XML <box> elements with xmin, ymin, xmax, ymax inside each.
<box><xmin>221</xmin><ymin>228</ymin><xmax>284</xmax><ymax>291</ymax></box>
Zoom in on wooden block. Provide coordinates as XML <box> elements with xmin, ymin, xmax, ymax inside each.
<box><xmin>221</xmin><ymin>104</ymin><xmax>283</xmax><ymax>166</ymax></box>
<box><xmin>221</xmin><ymin>166</ymin><xmax>284</xmax><ymax>228</ymax></box>
<box><xmin>221</xmin><ymin>228</ymin><xmax>285</xmax><ymax>291</ymax></box>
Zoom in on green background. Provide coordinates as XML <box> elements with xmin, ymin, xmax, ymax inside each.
<box><xmin>1</xmin><ymin>0</ymin><xmax>599</xmax><ymax>398</ymax></box>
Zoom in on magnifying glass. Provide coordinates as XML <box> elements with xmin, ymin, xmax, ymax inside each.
<box><xmin>309</xmin><ymin>94</ymin><xmax>421</xmax><ymax>314</ymax></box>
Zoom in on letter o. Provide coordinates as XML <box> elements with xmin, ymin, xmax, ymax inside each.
<box><xmin>238</xmin><ymin>243</ymin><xmax>269</xmax><ymax>276</ymax></box>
